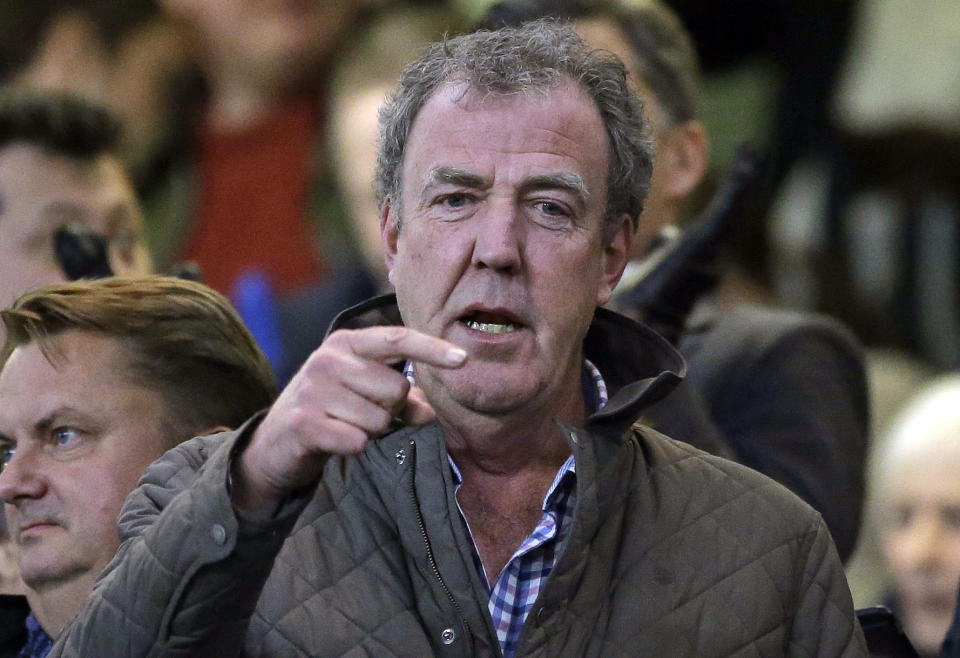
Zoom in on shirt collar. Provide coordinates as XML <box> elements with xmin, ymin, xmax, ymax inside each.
<box><xmin>19</xmin><ymin>613</ymin><xmax>52</xmax><ymax>658</ymax></box>
<box><xmin>447</xmin><ymin>452</ymin><xmax>576</xmax><ymax>513</ymax></box>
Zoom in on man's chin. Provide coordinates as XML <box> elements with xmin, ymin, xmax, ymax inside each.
<box><xmin>17</xmin><ymin>543</ymin><xmax>81</xmax><ymax>590</ymax></box>
<box><xmin>453</xmin><ymin>390</ymin><xmax>531</xmax><ymax>416</ymax></box>
<box><xmin>419</xmin><ymin>361</ymin><xmax>552</xmax><ymax>417</ymax></box>
<box><xmin>20</xmin><ymin>561</ymin><xmax>88</xmax><ymax>592</ymax></box>
<box><xmin>443</xmin><ymin>375</ymin><xmax>542</xmax><ymax>417</ymax></box>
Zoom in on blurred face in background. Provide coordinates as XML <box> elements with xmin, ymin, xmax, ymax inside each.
<box><xmin>163</xmin><ymin>0</ymin><xmax>377</xmax><ymax>90</ymax></box>
<box><xmin>331</xmin><ymin>82</ymin><xmax>392</xmax><ymax>283</ymax></box>
<box><xmin>575</xmin><ymin>16</ymin><xmax>707</xmax><ymax>258</ymax></box>
<box><xmin>0</xmin><ymin>143</ymin><xmax>151</xmax><ymax>314</ymax></box>
<box><xmin>880</xmin><ymin>447</ymin><xmax>960</xmax><ymax>655</ymax></box>
<box><xmin>15</xmin><ymin>9</ymin><xmax>197</xmax><ymax>170</ymax></box>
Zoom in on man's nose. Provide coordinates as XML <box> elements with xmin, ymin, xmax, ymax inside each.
<box><xmin>0</xmin><ymin>447</ymin><xmax>47</xmax><ymax>504</ymax></box>
<box><xmin>471</xmin><ymin>201</ymin><xmax>523</xmax><ymax>274</ymax></box>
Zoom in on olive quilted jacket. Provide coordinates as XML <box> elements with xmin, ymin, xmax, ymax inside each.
<box><xmin>51</xmin><ymin>299</ymin><xmax>867</xmax><ymax>657</ymax></box>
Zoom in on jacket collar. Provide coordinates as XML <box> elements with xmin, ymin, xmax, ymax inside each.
<box><xmin>329</xmin><ymin>294</ymin><xmax>685</xmax><ymax>437</ymax></box>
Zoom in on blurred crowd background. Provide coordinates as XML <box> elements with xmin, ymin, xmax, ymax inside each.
<box><xmin>1</xmin><ymin>0</ymin><xmax>959</xmax><ymax>654</ymax></box>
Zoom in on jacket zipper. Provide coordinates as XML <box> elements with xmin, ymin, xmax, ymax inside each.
<box><xmin>407</xmin><ymin>439</ymin><xmax>474</xmax><ymax>649</ymax></box>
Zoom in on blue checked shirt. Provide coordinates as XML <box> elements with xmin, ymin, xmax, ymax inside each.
<box><xmin>404</xmin><ymin>360</ymin><xmax>608</xmax><ymax>657</ymax></box>
<box><xmin>17</xmin><ymin>613</ymin><xmax>52</xmax><ymax>658</ymax></box>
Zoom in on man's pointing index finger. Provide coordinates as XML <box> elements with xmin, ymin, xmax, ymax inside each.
<box><xmin>336</xmin><ymin>326</ymin><xmax>467</xmax><ymax>368</ymax></box>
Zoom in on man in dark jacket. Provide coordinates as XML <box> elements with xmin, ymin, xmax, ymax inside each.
<box><xmin>51</xmin><ymin>22</ymin><xmax>865</xmax><ymax>657</ymax></box>
<box><xmin>0</xmin><ymin>277</ymin><xmax>277</xmax><ymax>657</ymax></box>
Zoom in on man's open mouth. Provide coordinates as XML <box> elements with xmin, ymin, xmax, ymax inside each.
<box><xmin>459</xmin><ymin>310</ymin><xmax>522</xmax><ymax>334</ymax></box>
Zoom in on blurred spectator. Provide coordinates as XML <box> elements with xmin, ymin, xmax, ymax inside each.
<box><xmin>0</xmin><ymin>89</ymin><xmax>152</xmax><ymax>332</ymax></box>
<box><xmin>0</xmin><ymin>277</ymin><xmax>277</xmax><ymax>653</ymax></box>
<box><xmin>770</xmin><ymin>0</ymin><xmax>960</xmax><ymax>368</ymax></box>
<box><xmin>329</xmin><ymin>5</ymin><xmax>463</xmax><ymax>286</ymax></box>
<box><xmin>144</xmin><ymin>0</ymin><xmax>382</xmax><ymax>292</ymax></box>
<box><xmin>140</xmin><ymin>0</ymin><xmax>410</xmax><ymax>381</ymax></box>
<box><xmin>0</xmin><ymin>1</ymin><xmax>195</xmax><ymax>183</ymax></box>
<box><xmin>663</xmin><ymin>0</ymin><xmax>858</xmax><ymax>290</ymax></box>
<box><xmin>845</xmin><ymin>349</ymin><xmax>935</xmax><ymax>610</ymax></box>
<box><xmin>477</xmin><ymin>0</ymin><xmax>869</xmax><ymax>563</ymax></box>
<box><xmin>871</xmin><ymin>375</ymin><xmax>960</xmax><ymax>656</ymax></box>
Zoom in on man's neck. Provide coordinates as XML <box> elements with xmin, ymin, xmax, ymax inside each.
<box><xmin>454</xmin><ymin>453</ymin><xmax>570</xmax><ymax>586</ymax></box>
<box><xmin>437</xmin><ymin>377</ymin><xmax>584</xmax><ymax>477</ymax></box>
<box><xmin>435</xmin><ymin>376</ymin><xmax>585</xmax><ymax>584</ymax></box>
<box><xmin>26</xmin><ymin>573</ymin><xmax>95</xmax><ymax>639</ymax></box>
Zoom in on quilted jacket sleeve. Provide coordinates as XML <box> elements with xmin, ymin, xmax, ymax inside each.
<box><xmin>48</xmin><ymin>426</ymin><xmax>313</xmax><ymax>657</ymax></box>
<box><xmin>788</xmin><ymin>514</ymin><xmax>868</xmax><ymax>657</ymax></box>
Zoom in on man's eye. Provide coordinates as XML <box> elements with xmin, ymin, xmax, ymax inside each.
<box><xmin>439</xmin><ymin>194</ymin><xmax>470</xmax><ymax>209</ymax></box>
<box><xmin>52</xmin><ymin>428</ymin><xmax>80</xmax><ymax>448</ymax></box>
<box><xmin>534</xmin><ymin>201</ymin><xmax>567</xmax><ymax>217</ymax></box>
<box><xmin>0</xmin><ymin>445</ymin><xmax>14</xmax><ymax>468</ymax></box>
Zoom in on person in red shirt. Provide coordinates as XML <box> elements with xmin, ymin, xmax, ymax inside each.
<box><xmin>143</xmin><ymin>0</ymin><xmax>395</xmax><ymax>381</ymax></box>
<box><xmin>152</xmin><ymin>0</ymin><xmax>383</xmax><ymax>295</ymax></box>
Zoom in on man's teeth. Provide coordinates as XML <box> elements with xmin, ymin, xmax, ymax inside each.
<box><xmin>464</xmin><ymin>320</ymin><xmax>517</xmax><ymax>334</ymax></box>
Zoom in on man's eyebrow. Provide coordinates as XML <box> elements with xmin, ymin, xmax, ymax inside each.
<box><xmin>34</xmin><ymin>413</ymin><xmax>56</xmax><ymax>435</ymax></box>
<box><xmin>33</xmin><ymin>407</ymin><xmax>89</xmax><ymax>434</ymax></box>
<box><xmin>520</xmin><ymin>173</ymin><xmax>590</xmax><ymax>201</ymax></box>
<box><xmin>420</xmin><ymin>167</ymin><xmax>491</xmax><ymax>195</ymax></box>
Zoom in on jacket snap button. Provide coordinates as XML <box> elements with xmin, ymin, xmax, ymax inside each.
<box><xmin>395</xmin><ymin>448</ymin><xmax>406</xmax><ymax>465</ymax></box>
<box><xmin>568</xmin><ymin>431</ymin><xmax>579</xmax><ymax>445</ymax></box>
<box><xmin>210</xmin><ymin>523</ymin><xmax>227</xmax><ymax>545</ymax></box>
<box><xmin>440</xmin><ymin>627</ymin><xmax>456</xmax><ymax>645</ymax></box>
<box><xmin>536</xmin><ymin>607</ymin><xmax>549</xmax><ymax>625</ymax></box>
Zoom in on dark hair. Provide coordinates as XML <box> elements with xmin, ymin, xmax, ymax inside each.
<box><xmin>1</xmin><ymin>276</ymin><xmax>277</xmax><ymax>446</ymax></box>
<box><xmin>0</xmin><ymin>2</ymin><xmax>158</xmax><ymax>82</ymax></box>
<box><xmin>477</xmin><ymin>0</ymin><xmax>700</xmax><ymax>125</ymax></box>
<box><xmin>375</xmin><ymin>19</ymin><xmax>653</xmax><ymax>241</ymax></box>
<box><xmin>0</xmin><ymin>88</ymin><xmax>121</xmax><ymax>159</ymax></box>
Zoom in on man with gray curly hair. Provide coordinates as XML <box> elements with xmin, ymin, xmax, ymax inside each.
<box><xmin>51</xmin><ymin>21</ymin><xmax>864</xmax><ymax>657</ymax></box>
<box><xmin>374</xmin><ymin>20</ymin><xmax>653</xmax><ymax>242</ymax></box>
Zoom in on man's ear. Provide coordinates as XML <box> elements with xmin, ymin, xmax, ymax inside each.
<box><xmin>381</xmin><ymin>199</ymin><xmax>400</xmax><ymax>285</ymax></box>
<box><xmin>597</xmin><ymin>213</ymin><xmax>634</xmax><ymax>306</ymax></box>
<box><xmin>659</xmin><ymin>119</ymin><xmax>709</xmax><ymax>202</ymax></box>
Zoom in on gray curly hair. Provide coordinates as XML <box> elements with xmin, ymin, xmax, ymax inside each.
<box><xmin>375</xmin><ymin>19</ymin><xmax>654</xmax><ymax>243</ymax></box>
